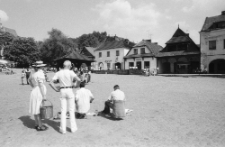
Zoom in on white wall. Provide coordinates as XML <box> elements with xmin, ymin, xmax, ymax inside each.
<box><xmin>126</xmin><ymin>46</ymin><xmax>150</xmax><ymax>56</ymax></box>
<box><xmin>93</xmin><ymin>48</ymin><xmax>129</xmax><ymax>70</ymax></box>
<box><xmin>200</xmin><ymin>28</ymin><xmax>225</xmax><ymax>69</ymax></box>
<box><xmin>124</xmin><ymin>57</ymin><xmax>157</xmax><ymax>70</ymax></box>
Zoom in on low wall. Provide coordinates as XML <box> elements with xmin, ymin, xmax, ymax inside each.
<box><xmin>92</xmin><ymin>69</ymin><xmax>142</xmax><ymax>75</ymax></box>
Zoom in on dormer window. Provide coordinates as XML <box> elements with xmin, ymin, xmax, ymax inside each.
<box><xmin>134</xmin><ymin>49</ymin><xmax>138</xmax><ymax>54</ymax></box>
<box><xmin>141</xmin><ymin>48</ymin><xmax>145</xmax><ymax>54</ymax></box>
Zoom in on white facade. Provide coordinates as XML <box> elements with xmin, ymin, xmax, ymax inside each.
<box><xmin>124</xmin><ymin>46</ymin><xmax>157</xmax><ymax>71</ymax></box>
<box><xmin>93</xmin><ymin>48</ymin><xmax>129</xmax><ymax>70</ymax></box>
<box><xmin>200</xmin><ymin>29</ymin><xmax>225</xmax><ymax>67</ymax></box>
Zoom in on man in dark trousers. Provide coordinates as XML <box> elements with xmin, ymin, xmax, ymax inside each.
<box><xmin>25</xmin><ymin>68</ymin><xmax>31</xmax><ymax>84</ymax></box>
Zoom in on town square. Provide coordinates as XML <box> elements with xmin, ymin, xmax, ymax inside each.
<box><xmin>1</xmin><ymin>0</ymin><xmax>225</xmax><ymax>147</ymax></box>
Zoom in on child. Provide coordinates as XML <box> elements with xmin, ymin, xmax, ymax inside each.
<box><xmin>21</xmin><ymin>70</ymin><xmax>25</xmax><ymax>85</ymax></box>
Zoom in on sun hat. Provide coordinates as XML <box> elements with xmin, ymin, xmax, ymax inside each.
<box><xmin>32</xmin><ymin>61</ymin><xmax>46</xmax><ymax>67</ymax></box>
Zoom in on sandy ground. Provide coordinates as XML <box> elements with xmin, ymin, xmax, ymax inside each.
<box><xmin>1</xmin><ymin>69</ymin><xmax>225</xmax><ymax>147</ymax></box>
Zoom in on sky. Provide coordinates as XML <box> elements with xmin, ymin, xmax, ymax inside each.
<box><xmin>0</xmin><ymin>0</ymin><xmax>225</xmax><ymax>47</ymax></box>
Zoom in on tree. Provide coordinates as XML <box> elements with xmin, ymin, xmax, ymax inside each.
<box><xmin>0</xmin><ymin>31</ymin><xmax>15</xmax><ymax>58</ymax></box>
<box><xmin>76</xmin><ymin>31</ymin><xmax>107</xmax><ymax>49</ymax></box>
<box><xmin>40</xmin><ymin>28</ymin><xmax>77</xmax><ymax>65</ymax></box>
<box><xmin>4</xmin><ymin>37</ymin><xmax>40</xmax><ymax>67</ymax></box>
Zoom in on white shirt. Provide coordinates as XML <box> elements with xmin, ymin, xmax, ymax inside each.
<box><xmin>108</xmin><ymin>89</ymin><xmax>126</xmax><ymax>101</ymax></box>
<box><xmin>52</xmin><ymin>69</ymin><xmax>79</xmax><ymax>87</ymax></box>
<box><xmin>75</xmin><ymin>88</ymin><xmax>94</xmax><ymax>113</ymax></box>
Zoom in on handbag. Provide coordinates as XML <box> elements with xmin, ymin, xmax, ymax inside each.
<box><xmin>40</xmin><ymin>100</ymin><xmax>53</xmax><ymax>119</ymax></box>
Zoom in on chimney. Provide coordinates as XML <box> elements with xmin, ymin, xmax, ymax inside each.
<box><xmin>222</xmin><ymin>11</ymin><xmax>225</xmax><ymax>15</ymax></box>
<box><xmin>153</xmin><ymin>42</ymin><xmax>158</xmax><ymax>45</ymax></box>
<box><xmin>146</xmin><ymin>39</ymin><xmax>151</xmax><ymax>43</ymax></box>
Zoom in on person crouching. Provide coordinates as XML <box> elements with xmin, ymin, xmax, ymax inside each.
<box><xmin>75</xmin><ymin>82</ymin><xmax>94</xmax><ymax>119</ymax></box>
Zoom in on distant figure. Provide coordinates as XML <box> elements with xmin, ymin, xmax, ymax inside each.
<box><xmin>50</xmin><ymin>60</ymin><xmax>81</xmax><ymax>134</ymax></box>
<box><xmin>28</xmin><ymin>61</ymin><xmax>48</xmax><ymax>131</ymax></box>
<box><xmin>25</xmin><ymin>68</ymin><xmax>31</xmax><ymax>84</ymax></box>
<box><xmin>21</xmin><ymin>69</ymin><xmax>26</xmax><ymax>85</ymax></box>
<box><xmin>75</xmin><ymin>82</ymin><xmax>94</xmax><ymax>119</ymax></box>
<box><xmin>101</xmin><ymin>85</ymin><xmax>126</xmax><ymax>119</ymax></box>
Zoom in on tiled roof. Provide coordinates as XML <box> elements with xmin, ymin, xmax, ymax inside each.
<box><xmin>160</xmin><ymin>27</ymin><xmax>200</xmax><ymax>55</ymax></box>
<box><xmin>56</xmin><ymin>49</ymin><xmax>94</xmax><ymax>61</ymax></box>
<box><xmin>124</xmin><ymin>40</ymin><xmax>163</xmax><ymax>59</ymax></box>
<box><xmin>80</xmin><ymin>47</ymin><xmax>95</xmax><ymax>58</ymax></box>
<box><xmin>134</xmin><ymin>40</ymin><xmax>163</xmax><ymax>54</ymax></box>
<box><xmin>166</xmin><ymin>36</ymin><xmax>190</xmax><ymax>44</ymax></box>
<box><xmin>201</xmin><ymin>14</ymin><xmax>225</xmax><ymax>32</ymax></box>
<box><xmin>95</xmin><ymin>37</ymin><xmax>131</xmax><ymax>51</ymax></box>
<box><xmin>156</xmin><ymin>51</ymin><xmax>200</xmax><ymax>57</ymax></box>
<box><xmin>124</xmin><ymin>53</ymin><xmax>155</xmax><ymax>59</ymax></box>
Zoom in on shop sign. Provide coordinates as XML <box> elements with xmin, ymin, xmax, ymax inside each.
<box><xmin>105</xmin><ymin>60</ymin><xmax>112</xmax><ymax>63</ymax></box>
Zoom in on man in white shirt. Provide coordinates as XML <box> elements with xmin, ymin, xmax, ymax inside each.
<box><xmin>50</xmin><ymin>60</ymin><xmax>81</xmax><ymax>134</ymax></box>
<box><xmin>75</xmin><ymin>82</ymin><xmax>94</xmax><ymax>119</ymax></box>
<box><xmin>101</xmin><ymin>85</ymin><xmax>126</xmax><ymax>118</ymax></box>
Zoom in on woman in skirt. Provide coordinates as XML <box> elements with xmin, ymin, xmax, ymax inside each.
<box><xmin>29</xmin><ymin>61</ymin><xmax>48</xmax><ymax>131</ymax></box>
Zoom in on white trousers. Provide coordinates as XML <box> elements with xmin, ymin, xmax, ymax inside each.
<box><xmin>60</xmin><ymin>89</ymin><xmax>77</xmax><ymax>133</ymax></box>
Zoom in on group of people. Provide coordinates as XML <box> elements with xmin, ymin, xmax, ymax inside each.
<box><xmin>28</xmin><ymin>60</ymin><xmax>127</xmax><ymax>134</ymax></box>
<box><xmin>21</xmin><ymin>68</ymin><xmax>31</xmax><ymax>85</ymax></box>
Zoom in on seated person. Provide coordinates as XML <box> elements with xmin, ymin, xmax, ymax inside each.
<box><xmin>101</xmin><ymin>85</ymin><xmax>126</xmax><ymax>119</ymax></box>
<box><xmin>75</xmin><ymin>82</ymin><xmax>94</xmax><ymax>119</ymax></box>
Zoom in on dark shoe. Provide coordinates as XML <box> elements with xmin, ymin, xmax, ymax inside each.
<box><xmin>36</xmin><ymin>125</ymin><xmax>48</xmax><ymax>131</ymax></box>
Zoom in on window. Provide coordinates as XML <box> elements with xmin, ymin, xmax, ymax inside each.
<box><xmin>136</xmin><ymin>61</ymin><xmax>142</xmax><ymax>70</ymax></box>
<box><xmin>129</xmin><ymin>62</ymin><xmax>134</xmax><ymax>68</ymax></box>
<box><xmin>209</xmin><ymin>40</ymin><xmax>216</xmax><ymax>50</ymax></box>
<box><xmin>144</xmin><ymin>61</ymin><xmax>150</xmax><ymax>69</ymax></box>
<box><xmin>116</xmin><ymin>50</ymin><xmax>120</xmax><ymax>56</ymax></box>
<box><xmin>99</xmin><ymin>52</ymin><xmax>102</xmax><ymax>57</ymax></box>
<box><xmin>134</xmin><ymin>49</ymin><xmax>138</xmax><ymax>54</ymax></box>
<box><xmin>107</xmin><ymin>63</ymin><xmax>110</xmax><ymax>70</ymax></box>
<box><xmin>141</xmin><ymin>48</ymin><xmax>145</xmax><ymax>54</ymax></box>
<box><xmin>107</xmin><ymin>51</ymin><xmax>110</xmax><ymax>57</ymax></box>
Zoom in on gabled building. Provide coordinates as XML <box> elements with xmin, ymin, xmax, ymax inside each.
<box><xmin>200</xmin><ymin>11</ymin><xmax>225</xmax><ymax>74</ymax></box>
<box><xmin>80</xmin><ymin>46</ymin><xmax>96</xmax><ymax>70</ymax></box>
<box><xmin>93</xmin><ymin>36</ymin><xmax>132</xmax><ymax>70</ymax></box>
<box><xmin>157</xmin><ymin>27</ymin><xmax>200</xmax><ymax>74</ymax></box>
<box><xmin>80</xmin><ymin>47</ymin><xmax>96</xmax><ymax>60</ymax></box>
<box><xmin>124</xmin><ymin>39</ymin><xmax>162</xmax><ymax>71</ymax></box>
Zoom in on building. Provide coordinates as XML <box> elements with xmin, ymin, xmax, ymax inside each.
<box><xmin>157</xmin><ymin>27</ymin><xmax>200</xmax><ymax>74</ymax></box>
<box><xmin>80</xmin><ymin>46</ymin><xmax>96</xmax><ymax>70</ymax></box>
<box><xmin>80</xmin><ymin>47</ymin><xmax>96</xmax><ymax>61</ymax></box>
<box><xmin>124</xmin><ymin>39</ymin><xmax>162</xmax><ymax>71</ymax></box>
<box><xmin>93</xmin><ymin>36</ymin><xmax>131</xmax><ymax>70</ymax></box>
<box><xmin>200</xmin><ymin>11</ymin><xmax>225</xmax><ymax>74</ymax></box>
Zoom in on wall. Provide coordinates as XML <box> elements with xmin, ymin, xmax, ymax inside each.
<box><xmin>126</xmin><ymin>46</ymin><xmax>150</xmax><ymax>56</ymax></box>
<box><xmin>200</xmin><ymin>29</ymin><xmax>225</xmax><ymax>70</ymax></box>
<box><xmin>93</xmin><ymin>48</ymin><xmax>129</xmax><ymax>70</ymax></box>
<box><xmin>124</xmin><ymin>57</ymin><xmax>157</xmax><ymax>71</ymax></box>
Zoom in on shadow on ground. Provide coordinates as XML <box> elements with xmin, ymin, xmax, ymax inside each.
<box><xmin>18</xmin><ymin>115</ymin><xmax>61</xmax><ymax>133</ymax></box>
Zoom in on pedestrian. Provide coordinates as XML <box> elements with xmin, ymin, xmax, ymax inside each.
<box><xmin>21</xmin><ymin>69</ymin><xmax>25</xmax><ymax>85</ymax></box>
<box><xmin>101</xmin><ymin>85</ymin><xmax>126</xmax><ymax>119</ymax></box>
<box><xmin>25</xmin><ymin>67</ymin><xmax>31</xmax><ymax>84</ymax></box>
<box><xmin>50</xmin><ymin>60</ymin><xmax>81</xmax><ymax>134</ymax></box>
<box><xmin>75</xmin><ymin>82</ymin><xmax>94</xmax><ymax>119</ymax></box>
<box><xmin>28</xmin><ymin>61</ymin><xmax>48</xmax><ymax>131</ymax></box>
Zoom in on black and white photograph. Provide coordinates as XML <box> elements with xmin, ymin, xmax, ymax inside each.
<box><xmin>1</xmin><ymin>0</ymin><xmax>225</xmax><ymax>146</ymax></box>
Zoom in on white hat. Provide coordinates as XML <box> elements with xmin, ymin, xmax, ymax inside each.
<box><xmin>32</xmin><ymin>61</ymin><xmax>46</xmax><ymax>67</ymax></box>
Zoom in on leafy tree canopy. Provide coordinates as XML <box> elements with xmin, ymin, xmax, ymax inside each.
<box><xmin>39</xmin><ymin>28</ymin><xmax>77</xmax><ymax>65</ymax></box>
<box><xmin>4</xmin><ymin>37</ymin><xmax>40</xmax><ymax>67</ymax></box>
